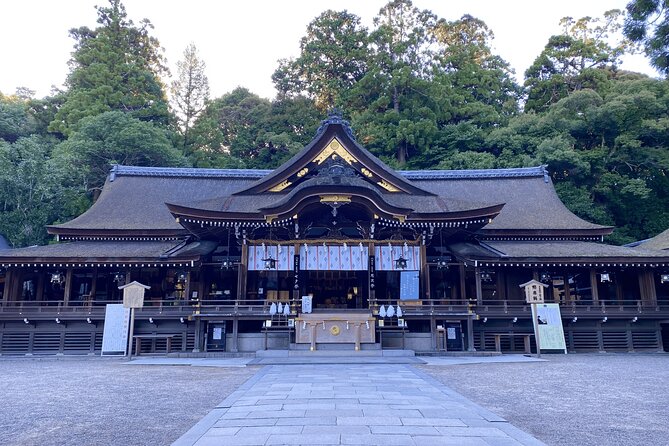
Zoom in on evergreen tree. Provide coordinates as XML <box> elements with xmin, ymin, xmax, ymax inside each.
<box><xmin>49</xmin><ymin>0</ymin><xmax>170</xmax><ymax>135</ymax></box>
<box><xmin>171</xmin><ymin>43</ymin><xmax>210</xmax><ymax>152</ymax></box>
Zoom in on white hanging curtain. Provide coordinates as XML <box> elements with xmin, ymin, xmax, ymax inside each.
<box><xmin>248</xmin><ymin>244</ymin><xmax>296</xmax><ymax>271</ymax></box>
<box><xmin>374</xmin><ymin>245</ymin><xmax>421</xmax><ymax>271</ymax></box>
<box><xmin>299</xmin><ymin>244</ymin><xmax>369</xmax><ymax>270</ymax></box>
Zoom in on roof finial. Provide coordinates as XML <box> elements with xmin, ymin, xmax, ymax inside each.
<box><xmin>316</xmin><ymin>108</ymin><xmax>356</xmax><ymax>141</ymax></box>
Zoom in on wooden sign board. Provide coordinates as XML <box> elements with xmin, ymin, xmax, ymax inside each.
<box><xmin>519</xmin><ymin>279</ymin><xmax>548</xmax><ymax>304</ymax></box>
<box><xmin>119</xmin><ymin>281</ymin><xmax>150</xmax><ymax>308</ymax></box>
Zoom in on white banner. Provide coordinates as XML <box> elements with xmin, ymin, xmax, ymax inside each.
<box><xmin>101</xmin><ymin>304</ymin><xmax>130</xmax><ymax>356</ymax></box>
<box><xmin>248</xmin><ymin>245</ymin><xmax>296</xmax><ymax>271</ymax></box>
<box><xmin>374</xmin><ymin>245</ymin><xmax>421</xmax><ymax>271</ymax></box>
<box><xmin>300</xmin><ymin>244</ymin><xmax>369</xmax><ymax>270</ymax></box>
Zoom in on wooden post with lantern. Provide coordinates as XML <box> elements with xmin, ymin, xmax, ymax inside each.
<box><xmin>519</xmin><ymin>279</ymin><xmax>548</xmax><ymax>358</ymax></box>
<box><xmin>119</xmin><ymin>281</ymin><xmax>150</xmax><ymax>357</ymax></box>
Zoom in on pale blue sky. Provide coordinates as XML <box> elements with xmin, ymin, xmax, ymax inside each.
<box><xmin>1</xmin><ymin>0</ymin><xmax>658</xmax><ymax>100</ymax></box>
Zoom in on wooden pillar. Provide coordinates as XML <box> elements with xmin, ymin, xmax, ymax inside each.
<box><xmin>231</xmin><ymin>318</ymin><xmax>239</xmax><ymax>352</ymax></box>
<box><xmin>459</xmin><ymin>264</ymin><xmax>466</xmax><ymax>303</ymax></box>
<box><xmin>63</xmin><ymin>268</ymin><xmax>73</xmax><ymax>306</ymax></box>
<box><xmin>590</xmin><ymin>269</ymin><xmax>599</xmax><ymax>305</ymax></box>
<box><xmin>89</xmin><ymin>268</ymin><xmax>98</xmax><ymax>304</ymax></box>
<box><xmin>11</xmin><ymin>269</ymin><xmax>22</xmax><ymax>302</ymax></box>
<box><xmin>3</xmin><ymin>269</ymin><xmax>13</xmax><ymax>304</ymax></box>
<box><xmin>466</xmin><ymin>316</ymin><xmax>475</xmax><ymax>352</ymax></box>
<box><xmin>638</xmin><ymin>270</ymin><xmax>657</xmax><ymax>306</ymax></box>
<box><xmin>420</xmin><ymin>244</ymin><xmax>429</xmax><ymax>300</ymax></box>
<box><xmin>496</xmin><ymin>270</ymin><xmax>507</xmax><ymax>302</ymax></box>
<box><xmin>237</xmin><ymin>243</ymin><xmax>248</xmax><ymax>301</ymax></box>
<box><xmin>474</xmin><ymin>268</ymin><xmax>483</xmax><ymax>305</ymax></box>
<box><xmin>35</xmin><ymin>271</ymin><xmax>45</xmax><ymax>302</ymax></box>
<box><xmin>184</xmin><ymin>270</ymin><xmax>192</xmax><ymax>304</ymax></box>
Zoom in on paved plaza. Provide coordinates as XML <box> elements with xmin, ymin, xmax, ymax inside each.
<box><xmin>173</xmin><ymin>363</ymin><xmax>544</xmax><ymax>446</ymax></box>
<box><xmin>0</xmin><ymin>354</ymin><xmax>667</xmax><ymax>445</ymax></box>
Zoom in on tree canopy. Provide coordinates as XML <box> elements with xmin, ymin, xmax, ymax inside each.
<box><xmin>0</xmin><ymin>0</ymin><xmax>667</xmax><ymax>247</ymax></box>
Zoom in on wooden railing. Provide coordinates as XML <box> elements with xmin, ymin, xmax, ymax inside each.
<box><xmin>1</xmin><ymin>298</ymin><xmax>668</xmax><ymax>319</ymax></box>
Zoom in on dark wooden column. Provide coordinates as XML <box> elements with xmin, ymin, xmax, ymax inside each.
<box><xmin>237</xmin><ymin>243</ymin><xmax>248</xmax><ymax>301</ymax></box>
<box><xmin>2</xmin><ymin>269</ymin><xmax>13</xmax><ymax>304</ymax></box>
<box><xmin>638</xmin><ymin>270</ymin><xmax>657</xmax><ymax>306</ymax></box>
<box><xmin>63</xmin><ymin>268</ymin><xmax>73</xmax><ymax>306</ymax></box>
<box><xmin>590</xmin><ymin>269</ymin><xmax>599</xmax><ymax>305</ymax></box>
<box><xmin>36</xmin><ymin>272</ymin><xmax>45</xmax><ymax>302</ymax></box>
<box><xmin>496</xmin><ymin>270</ymin><xmax>507</xmax><ymax>301</ymax></box>
<box><xmin>420</xmin><ymin>244</ymin><xmax>429</xmax><ymax>300</ymax></box>
<box><xmin>459</xmin><ymin>264</ymin><xmax>467</xmax><ymax>303</ymax></box>
<box><xmin>474</xmin><ymin>268</ymin><xmax>483</xmax><ymax>305</ymax></box>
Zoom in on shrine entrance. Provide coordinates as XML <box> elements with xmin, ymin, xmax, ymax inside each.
<box><xmin>304</xmin><ymin>270</ymin><xmax>368</xmax><ymax>310</ymax></box>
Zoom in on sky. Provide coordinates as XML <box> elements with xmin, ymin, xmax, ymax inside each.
<box><xmin>0</xmin><ymin>0</ymin><xmax>659</xmax><ymax>100</ymax></box>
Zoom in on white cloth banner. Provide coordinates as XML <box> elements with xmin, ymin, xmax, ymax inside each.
<box><xmin>300</xmin><ymin>244</ymin><xmax>369</xmax><ymax>270</ymax></box>
<box><xmin>374</xmin><ymin>245</ymin><xmax>421</xmax><ymax>271</ymax></box>
<box><xmin>248</xmin><ymin>244</ymin><xmax>420</xmax><ymax>271</ymax></box>
<box><xmin>248</xmin><ymin>245</ymin><xmax>296</xmax><ymax>271</ymax></box>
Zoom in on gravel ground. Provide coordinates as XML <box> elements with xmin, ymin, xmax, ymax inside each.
<box><xmin>419</xmin><ymin>353</ymin><xmax>669</xmax><ymax>446</ymax></box>
<box><xmin>0</xmin><ymin>357</ymin><xmax>258</xmax><ymax>446</ymax></box>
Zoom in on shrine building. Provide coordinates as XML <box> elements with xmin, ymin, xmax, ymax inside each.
<box><xmin>1</xmin><ymin>113</ymin><xmax>668</xmax><ymax>355</ymax></box>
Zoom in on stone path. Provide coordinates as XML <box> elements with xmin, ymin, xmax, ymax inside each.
<box><xmin>172</xmin><ymin>364</ymin><xmax>545</xmax><ymax>446</ymax></box>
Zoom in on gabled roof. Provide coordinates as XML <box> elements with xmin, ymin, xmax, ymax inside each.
<box><xmin>236</xmin><ymin>113</ymin><xmax>433</xmax><ymax>196</ymax></box>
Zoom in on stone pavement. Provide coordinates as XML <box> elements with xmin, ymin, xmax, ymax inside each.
<box><xmin>172</xmin><ymin>363</ymin><xmax>545</xmax><ymax>446</ymax></box>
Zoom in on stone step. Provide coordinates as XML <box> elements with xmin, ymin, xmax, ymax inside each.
<box><xmin>256</xmin><ymin>348</ymin><xmax>416</xmax><ymax>358</ymax></box>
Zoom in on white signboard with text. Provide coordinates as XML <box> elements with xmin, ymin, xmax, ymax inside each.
<box><xmin>101</xmin><ymin>304</ymin><xmax>130</xmax><ymax>356</ymax></box>
<box><xmin>531</xmin><ymin>303</ymin><xmax>567</xmax><ymax>353</ymax></box>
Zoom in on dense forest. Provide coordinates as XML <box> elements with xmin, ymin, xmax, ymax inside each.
<box><xmin>1</xmin><ymin>0</ymin><xmax>668</xmax><ymax>248</ymax></box>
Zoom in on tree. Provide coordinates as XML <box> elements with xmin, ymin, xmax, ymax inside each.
<box><xmin>0</xmin><ymin>135</ymin><xmax>88</xmax><ymax>247</ymax></box>
<box><xmin>624</xmin><ymin>0</ymin><xmax>669</xmax><ymax>74</ymax></box>
<box><xmin>525</xmin><ymin>10</ymin><xmax>628</xmax><ymax>112</ymax></box>
<box><xmin>49</xmin><ymin>0</ymin><xmax>170</xmax><ymax>135</ymax></box>
<box><xmin>55</xmin><ymin>111</ymin><xmax>188</xmax><ymax>193</ymax></box>
<box><xmin>0</xmin><ymin>92</ymin><xmax>36</xmax><ymax>143</ymax></box>
<box><xmin>273</xmin><ymin>10</ymin><xmax>369</xmax><ymax>110</ymax></box>
<box><xmin>171</xmin><ymin>43</ymin><xmax>210</xmax><ymax>151</ymax></box>
<box><xmin>188</xmin><ymin>88</ymin><xmax>320</xmax><ymax>169</ymax></box>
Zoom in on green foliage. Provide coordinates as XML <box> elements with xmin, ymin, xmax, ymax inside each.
<box><xmin>171</xmin><ymin>43</ymin><xmax>210</xmax><ymax>151</ymax></box>
<box><xmin>273</xmin><ymin>10</ymin><xmax>369</xmax><ymax>110</ymax></box>
<box><xmin>49</xmin><ymin>0</ymin><xmax>169</xmax><ymax>135</ymax></box>
<box><xmin>0</xmin><ymin>136</ymin><xmax>89</xmax><ymax>247</ymax></box>
<box><xmin>188</xmin><ymin>88</ymin><xmax>320</xmax><ymax>169</ymax></box>
<box><xmin>624</xmin><ymin>0</ymin><xmax>669</xmax><ymax>74</ymax></box>
<box><xmin>55</xmin><ymin>111</ymin><xmax>188</xmax><ymax>192</ymax></box>
<box><xmin>525</xmin><ymin>10</ymin><xmax>628</xmax><ymax>112</ymax></box>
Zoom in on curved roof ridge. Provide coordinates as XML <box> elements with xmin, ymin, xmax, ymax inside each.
<box><xmin>399</xmin><ymin>166</ymin><xmax>548</xmax><ymax>181</ymax></box>
<box><xmin>109</xmin><ymin>165</ymin><xmax>271</xmax><ymax>181</ymax></box>
<box><xmin>109</xmin><ymin>165</ymin><xmax>549</xmax><ymax>182</ymax></box>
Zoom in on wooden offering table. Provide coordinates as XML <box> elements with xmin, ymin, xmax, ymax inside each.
<box><xmin>295</xmin><ymin>311</ymin><xmax>376</xmax><ymax>351</ymax></box>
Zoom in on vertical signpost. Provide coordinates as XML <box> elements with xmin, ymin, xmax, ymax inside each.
<box><xmin>520</xmin><ymin>280</ymin><xmax>548</xmax><ymax>358</ymax></box>
<box><xmin>119</xmin><ymin>281</ymin><xmax>150</xmax><ymax>357</ymax></box>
